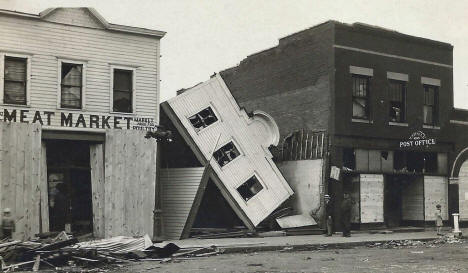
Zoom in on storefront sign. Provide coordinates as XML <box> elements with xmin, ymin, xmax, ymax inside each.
<box><xmin>399</xmin><ymin>131</ymin><xmax>436</xmax><ymax>148</ymax></box>
<box><xmin>0</xmin><ymin>108</ymin><xmax>158</xmax><ymax>131</ymax></box>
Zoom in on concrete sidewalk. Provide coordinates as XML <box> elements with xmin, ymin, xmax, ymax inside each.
<box><xmin>166</xmin><ymin>229</ymin><xmax>463</xmax><ymax>253</ymax></box>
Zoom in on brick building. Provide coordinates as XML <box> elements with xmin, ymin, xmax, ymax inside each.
<box><xmin>220</xmin><ymin>21</ymin><xmax>464</xmax><ymax>229</ymax></box>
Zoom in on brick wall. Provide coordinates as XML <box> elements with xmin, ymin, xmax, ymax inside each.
<box><xmin>220</xmin><ymin>21</ymin><xmax>335</xmax><ymax>142</ymax></box>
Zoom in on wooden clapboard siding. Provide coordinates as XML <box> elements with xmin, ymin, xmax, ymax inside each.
<box><xmin>166</xmin><ymin>75</ymin><xmax>294</xmax><ymax>227</ymax></box>
<box><xmin>0</xmin><ymin>11</ymin><xmax>160</xmax><ymax>119</ymax></box>
<box><xmin>459</xmin><ymin>161</ymin><xmax>468</xmax><ymax>221</ymax></box>
<box><xmin>402</xmin><ymin>176</ymin><xmax>424</xmax><ymax>221</ymax></box>
<box><xmin>160</xmin><ymin>167</ymin><xmax>205</xmax><ymax>240</ymax></box>
<box><xmin>103</xmin><ymin>130</ymin><xmax>157</xmax><ymax>238</ymax></box>
<box><xmin>0</xmin><ymin>122</ymin><xmax>44</xmax><ymax>239</ymax></box>
<box><xmin>90</xmin><ymin>144</ymin><xmax>105</xmax><ymax>238</ymax></box>
<box><xmin>424</xmin><ymin>176</ymin><xmax>448</xmax><ymax>221</ymax></box>
<box><xmin>359</xmin><ymin>174</ymin><xmax>384</xmax><ymax>223</ymax></box>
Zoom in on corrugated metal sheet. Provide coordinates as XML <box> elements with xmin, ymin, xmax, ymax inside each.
<box><xmin>166</xmin><ymin>75</ymin><xmax>293</xmax><ymax>227</ymax></box>
<box><xmin>402</xmin><ymin>176</ymin><xmax>424</xmax><ymax>221</ymax></box>
<box><xmin>161</xmin><ymin>167</ymin><xmax>204</xmax><ymax>240</ymax></box>
<box><xmin>360</xmin><ymin>174</ymin><xmax>384</xmax><ymax>223</ymax></box>
<box><xmin>0</xmin><ymin>122</ymin><xmax>44</xmax><ymax>240</ymax></box>
<box><xmin>424</xmin><ymin>176</ymin><xmax>448</xmax><ymax>221</ymax></box>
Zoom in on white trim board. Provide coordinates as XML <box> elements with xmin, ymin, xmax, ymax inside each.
<box><xmin>334</xmin><ymin>45</ymin><xmax>453</xmax><ymax>68</ymax></box>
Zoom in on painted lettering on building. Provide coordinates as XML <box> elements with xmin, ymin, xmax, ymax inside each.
<box><xmin>0</xmin><ymin>108</ymin><xmax>158</xmax><ymax>131</ymax></box>
<box><xmin>399</xmin><ymin>131</ymin><xmax>436</xmax><ymax>148</ymax></box>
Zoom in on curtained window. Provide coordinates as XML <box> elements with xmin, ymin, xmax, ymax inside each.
<box><xmin>60</xmin><ymin>62</ymin><xmax>83</xmax><ymax>109</ymax></box>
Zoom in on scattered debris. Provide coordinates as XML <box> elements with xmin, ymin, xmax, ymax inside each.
<box><xmin>367</xmin><ymin>235</ymin><xmax>465</xmax><ymax>249</ymax></box>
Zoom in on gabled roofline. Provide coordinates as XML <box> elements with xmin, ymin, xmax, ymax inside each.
<box><xmin>0</xmin><ymin>7</ymin><xmax>165</xmax><ymax>38</ymax></box>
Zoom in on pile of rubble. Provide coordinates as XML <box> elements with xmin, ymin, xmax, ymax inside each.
<box><xmin>367</xmin><ymin>235</ymin><xmax>465</xmax><ymax>249</ymax></box>
<box><xmin>0</xmin><ymin>232</ymin><xmax>221</xmax><ymax>272</ymax></box>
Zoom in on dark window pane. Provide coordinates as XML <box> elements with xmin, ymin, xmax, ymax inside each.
<box><xmin>237</xmin><ymin>176</ymin><xmax>263</xmax><ymax>202</ymax></box>
<box><xmin>4</xmin><ymin>57</ymin><xmax>27</xmax><ymax>105</ymax></box>
<box><xmin>352</xmin><ymin>75</ymin><xmax>370</xmax><ymax>119</ymax></box>
<box><xmin>5</xmin><ymin>57</ymin><xmax>26</xmax><ymax>81</ymax></box>
<box><xmin>188</xmin><ymin>107</ymin><xmax>218</xmax><ymax>131</ymax></box>
<box><xmin>389</xmin><ymin>80</ymin><xmax>406</xmax><ymax>122</ymax></box>
<box><xmin>61</xmin><ymin>86</ymin><xmax>81</xmax><ymax>108</ymax></box>
<box><xmin>423</xmin><ymin>105</ymin><xmax>433</xmax><ymax>125</ymax></box>
<box><xmin>114</xmin><ymin>70</ymin><xmax>132</xmax><ymax>91</ymax></box>
<box><xmin>113</xmin><ymin>91</ymin><xmax>132</xmax><ymax>113</ymax></box>
<box><xmin>214</xmin><ymin>141</ymin><xmax>240</xmax><ymax>167</ymax></box>
<box><xmin>61</xmin><ymin>63</ymin><xmax>82</xmax><ymax>86</ymax></box>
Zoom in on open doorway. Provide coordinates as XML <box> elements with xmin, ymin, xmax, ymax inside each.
<box><xmin>46</xmin><ymin>140</ymin><xmax>93</xmax><ymax>235</ymax></box>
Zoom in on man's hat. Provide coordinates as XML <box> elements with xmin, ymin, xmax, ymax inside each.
<box><xmin>3</xmin><ymin>208</ymin><xmax>11</xmax><ymax>213</ymax></box>
<box><xmin>324</xmin><ymin>194</ymin><xmax>330</xmax><ymax>198</ymax></box>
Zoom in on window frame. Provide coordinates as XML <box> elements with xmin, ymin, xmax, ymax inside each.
<box><xmin>388</xmin><ymin>79</ymin><xmax>407</xmax><ymax>123</ymax></box>
<box><xmin>213</xmin><ymin>139</ymin><xmax>243</xmax><ymax>169</ymax></box>
<box><xmin>235</xmin><ymin>173</ymin><xmax>265</xmax><ymax>203</ymax></box>
<box><xmin>57</xmin><ymin>59</ymin><xmax>86</xmax><ymax>110</ymax></box>
<box><xmin>0</xmin><ymin>53</ymin><xmax>31</xmax><ymax>106</ymax></box>
<box><xmin>110</xmin><ymin>65</ymin><xmax>136</xmax><ymax>114</ymax></box>
<box><xmin>422</xmin><ymin>84</ymin><xmax>439</xmax><ymax>126</ymax></box>
<box><xmin>186</xmin><ymin>103</ymin><xmax>221</xmax><ymax>133</ymax></box>
<box><xmin>351</xmin><ymin>74</ymin><xmax>371</xmax><ymax>121</ymax></box>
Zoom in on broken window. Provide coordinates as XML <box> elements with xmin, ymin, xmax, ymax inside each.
<box><xmin>60</xmin><ymin>62</ymin><xmax>83</xmax><ymax>109</ymax></box>
<box><xmin>352</xmin><ymin>75</ymin><xmax>370</xmax><ymax>120</ymax></box>
<box><xmin>237</xmin><ymin>175</ymin><xmax>263</xmax><ymax>202</ymax></box>
<box><xmin>389</xmin><ymin>80</ymin><xmax>406</xmax><ymax>122</ymax></box>
<box><xmin>4</xmin><ymin>56</ymin><xmax>27</xmax><ymax>105</ymax></box>
<box><xmin>188</xmin><ymin>107</ymin><xmax>218</xmax><ymax>131</ymax></box>
<box><xmin>213</xmin><ymin>141</ymin><xmax>240</xmax><ymax>167</ymax></box>
<box><xmin>113</xmin><ymin>69</ymin><xmax>133</xmax><ymax>113</ymax></box>
<box><xmin>423</xmin><ymin>85</ymin><xmax>438</xmax><ymax>125</ymax></box>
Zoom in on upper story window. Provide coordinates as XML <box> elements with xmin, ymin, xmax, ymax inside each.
<box><xmin>389</xmin><ymin>80</ymin><xmax>406</xmax><ymax>123</ymax></box>
<box><xmin>352</xmin><ymin>75</ymin><xmax>370</xmax><ymax>120</ymax></box>
<box><xmin>4</xmin><ymin>56</ymin><xmax>27</xmax><ymax>105</ymax></box>
<box><xmin>112</xmin><ymin>68</ymin><xmax>134</xmax><ymax>113</ymax></box>
<box><xmin>213</xmin><ymin>141</ymin><xmax>241</xmax><ymax>167</ymax></box>
<box><xmin>188</xmin><ymin>106</ymin><xmax>218</xmax><ymax>132</ymax></box>
<box><xmin>60</xmin><ymin>61</ymin><xmax>84</xmax><ymax>109</ymax></box>
<box><xmin>237</xmin><ymin>175</ymin><xmax>264</xmax><ymax>202</ymax></box>
<box><xmin>423</xmin><ymin>84</ymin><xmax>438</xmax><ymax>125</ymax></box>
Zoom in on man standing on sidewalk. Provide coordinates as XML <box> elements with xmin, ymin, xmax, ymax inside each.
<box><xmin>341</xmin><ymin>193</ymin><xmax>352</xmax><ymax>237</ymax></box>
<box><xmin>324</xmin><ymin>194</ymin><xmax>334</xmax><ymax>236</ymax></box>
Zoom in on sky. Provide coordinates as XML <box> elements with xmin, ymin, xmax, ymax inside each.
<box><xmin>1</xmin><ymin>0</ymin><xmax>467</xmax><ymax>108</ymax></box>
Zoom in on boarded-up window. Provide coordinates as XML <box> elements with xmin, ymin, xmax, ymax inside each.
<box><xmin>61</xmin><ymin>63</ymin><xmax>82</xmax><ymax>109</ymax></box>
<box><xmin>352</xmin><ymin>75</ymin><xmax>370</xmax><ymax>120</ymax></box>
<box><xmin>237</xmin><ymin>175</ymin><xmax>263</xmax><ymax>202</ymax></box>
<box><xmin>188</xmin><ymin>107</ymin><xmax>218</xmax><ymax>131</ymax></box>
<box><xmin>4</xmin><ymin>56</ymin><xmax>27</xmax><ymax>105</ymax></box>
<box><xmin>113</xmin><ymin>69</ymin><xmax>133</xmax><ymax>113</ymax></box>
<box><xmin>423</xmin><ymin>85</ymin><xmax>438</xmax><ymax>125</ymax></box>
<box><xmin>389</xmin><ymin>80</ymin><xmax>406</xmax><ymax>122</ymax></box>
<box><xmin>213</xmin><ymin>141</ymin><xmax>240</xmax><ymax>167</ymax></box>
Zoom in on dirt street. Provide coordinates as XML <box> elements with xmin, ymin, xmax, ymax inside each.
<box><xmin>113</xmin><ymin>241</ymin><xmax>468</xmax><ymax>273</ymax></box>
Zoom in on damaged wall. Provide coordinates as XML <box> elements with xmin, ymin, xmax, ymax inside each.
<box><xmin>277</xmin><ymin>160</ymin><xmax>323</xmax><ymax>222</ymax></box>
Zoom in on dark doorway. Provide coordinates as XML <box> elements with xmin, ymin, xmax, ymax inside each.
<box><xmin>190</xmin><ymin>179</ymin><xmax>245</xmax><ymax>236</ymax></box>
<box><xmin>46</xmin><ymin>140</ymin><xmax>93</xmax><ymax>235</ymax></box>
<box><xmin>384</xmin><ymin>175</ymin><xmax>403</xmax><ymax>228</ymax></box>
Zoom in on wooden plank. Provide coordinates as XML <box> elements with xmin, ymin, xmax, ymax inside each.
<box><xmin>104</xmin><ymin>130</ymin><xmax>114</xmax><ymax>237</ymax></box>
<box><xmin>40</xmin><ymin>142</ymin><xmax>49</xmax><ymax>233</ymax></box>
<box><xmin>90</xmin><ymin>144</ymin><xmax>105</xmax><ymax>238</ymax></box>
<box><xmin>355</xmin><ymin>149</ymin><xmax>369</xmax><ymax>172</ymax></box>
<box><xmin>360</xmin><ymin>174</ymin><xmax>384</xmax><ymax>223</ymax></box>
<box><xmin>424</xmin><ymin>176</ymin><xmax>448</xmax><ymax>221</ymax></box>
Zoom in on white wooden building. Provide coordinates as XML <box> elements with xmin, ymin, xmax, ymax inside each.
<box><xmin>160</xmin><ymin>74</ymin><xmax>294</xmax><ymax>239</ymax></box>
<box><xmin>0</xmin><ymin>7</ymin><xmax>164</xmax><ymax>240</ymax></box>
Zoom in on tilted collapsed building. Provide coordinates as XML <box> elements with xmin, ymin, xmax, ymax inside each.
<box><xmin>159</xmin><ymin>74</ymin><xmax>294</xmax><ymax>239</ymax></box>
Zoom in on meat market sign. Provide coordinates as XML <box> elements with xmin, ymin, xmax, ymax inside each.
<box><xmin>399</xmin><ymin>131</ymin><xmax>436</xmax><ymax>148</ymax></box>
<box><xmin>0</xmin><ymin>108</ymin><xmax>158</xmax><ymax>131</ymax></box>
